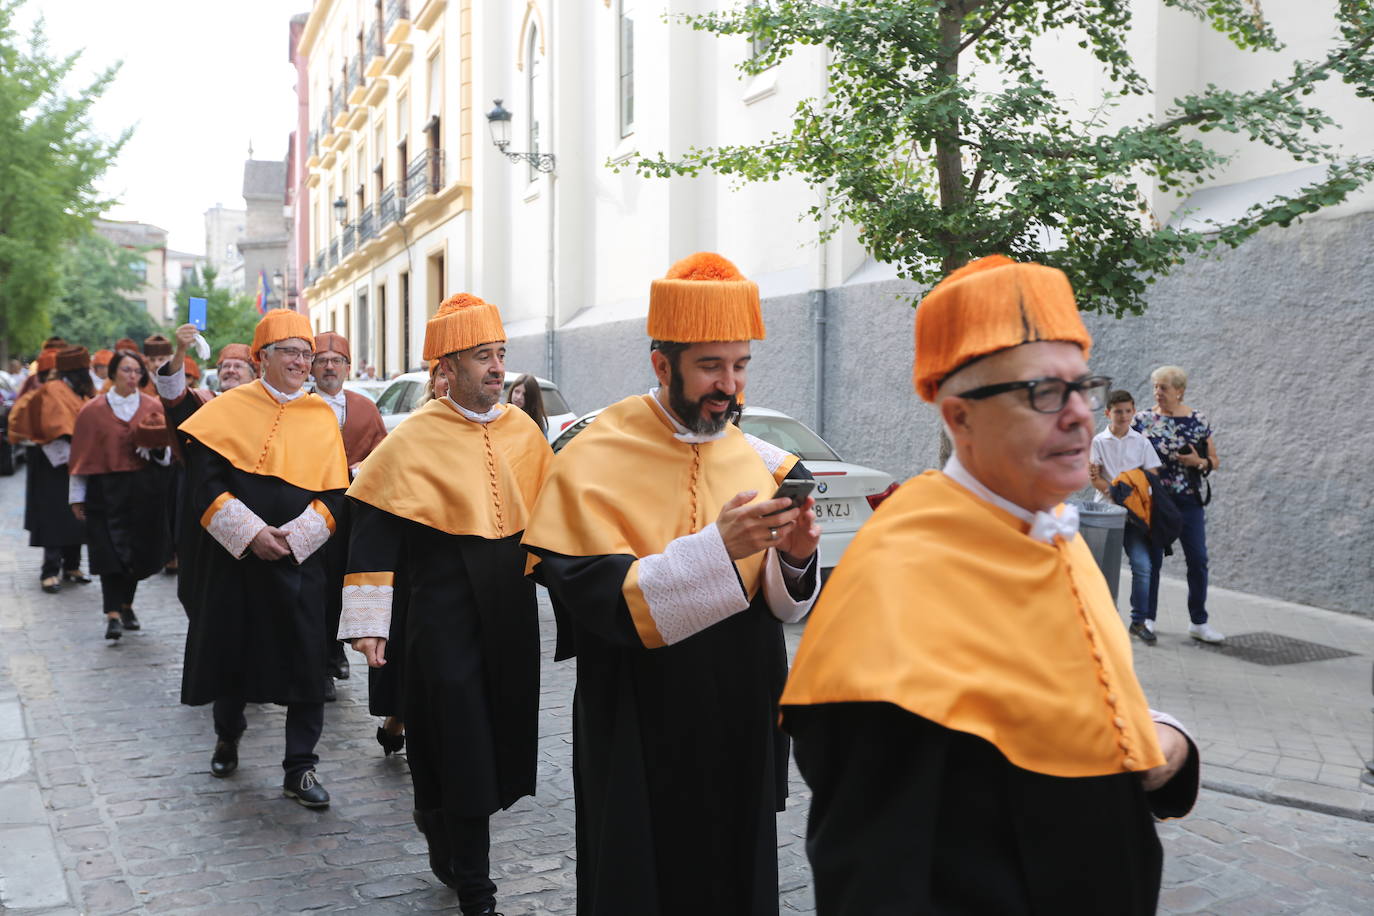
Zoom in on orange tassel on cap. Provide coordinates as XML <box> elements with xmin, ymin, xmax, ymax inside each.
<box><xmin>913</xmin><ymin>255</ymin><xmax>1092</xmax><ymax>402</ymax></box>
<box><xmin>423</xmin><ymin>293</ymin><xmax>507</xmax><ymax>360</ymax></box>
<box><xmin>250</xmin><ymin>308</ymin><xmax>315</xmax><ymax>357</ymax></box>
<box><xmin>647</xmin><ymin>252</ymin><xmax>766</xmax><ymax>343</ymax></box>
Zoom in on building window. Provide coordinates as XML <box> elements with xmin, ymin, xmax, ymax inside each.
<box><xmin>618</xmin><ymin>0</ymin><xmax>635</xmax><ymax>138</ymax></box>
<box><xmin>526</xmin><ymin>25</ymin><xmax>543</xmax><ymax>183</ymax></box>
<box><xmin>749</xmin><ymin>1</ymin><xmax>772</xmax><ymax>64</ymax></box>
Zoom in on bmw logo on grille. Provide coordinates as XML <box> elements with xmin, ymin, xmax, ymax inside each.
<box><xmin>816</xmin><ymin>481</ymin><xmax>828</xmax><ymax>494</ymax></box>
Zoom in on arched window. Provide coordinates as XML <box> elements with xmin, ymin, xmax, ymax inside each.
<box><xmin>526</xmin><ymin>24</ymin><xmax>544</xmax><ymax>182</ymax></box>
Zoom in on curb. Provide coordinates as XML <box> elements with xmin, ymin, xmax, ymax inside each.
<box><xmin>1203</xmin><ymin>772</ymin><xmax>1374</xmax><ymax>823</ymax></box>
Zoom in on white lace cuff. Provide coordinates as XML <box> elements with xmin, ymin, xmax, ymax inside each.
<box><xmin>635</xmin><ymin>524</ymin><xmax>750</xmax><ymax>646</ymax></box>
<box><xmin>154</xmin><ymin>365</ymin><xmax>186</xmax><ymax>401</ymax></box>
<box><xmin>202</xmin><ymin>494</ymin><xmax>266</xmax><ymax>559</ymax></box>
<box><xmin>339</xmin><ymin>584</ymin><xmax>394</xmax><ymax>640</ymax></box>
<box><xmin>69</xmin><ymin>474</ymin><xmax>88</xmax><ymax>504</ymax></box>
<box><xmin>41</xmin><ymin>439</ymin><xmax>71</xmax><ymax>467</ymax></box>
<box><xmin>744</xmin><ymin>432</ymin><xmax>792</xmax><ymax>478</ymax></box>
<box><xmin>763</xmin><ymin>548</ymin><xmax>819</xmax><ymax>623</ymax></box>
<box><xmin>281</xmin><ymin>504</ymin><xmax>333</xmax><ymax>564</ymax></box>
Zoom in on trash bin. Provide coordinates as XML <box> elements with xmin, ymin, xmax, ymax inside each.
<box><xmin>1071</xmin><ymin>500</ymin><xmax>1127</xmax><ymax>601</ymax></box>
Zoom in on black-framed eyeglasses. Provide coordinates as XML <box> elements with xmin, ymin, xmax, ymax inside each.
<box><xmin>267</xmin><ymin>345</ymin><xmax>314</xmax><ymax>362</ymax></box>
<box><xmin>956</xmin><ymin>375</ymin><xmax>1113</xmax><ymax>414</ymax></box>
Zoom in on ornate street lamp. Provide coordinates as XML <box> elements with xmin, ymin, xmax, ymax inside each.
<box><xmin>486</xmin><ymin>99</ymin><xmax>555</xmax><ymax>173</ymax></box>
<box><xmin>333</xmin><ymin>196</ymin><xmax>348</xmax><ymax>224</ymax></box>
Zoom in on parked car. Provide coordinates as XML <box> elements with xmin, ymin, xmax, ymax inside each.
<box><xmin>551</xmin><ymin>405</ymin><xmax>897</xmax><ymax>573</ymax></box>
<box><xmin>0</xmin><ymin>371</ymin><xmax>21</xmax><ymax>476</ymax></box>
<box><xmin>342</xmin><ymin>378</ymin><xmax>390</xmax><ymax>402</ymax></box>
<box><xmin>374</xmin><ymin>370</ymin><xmax>576</xmax><ymax>438</ymax></box>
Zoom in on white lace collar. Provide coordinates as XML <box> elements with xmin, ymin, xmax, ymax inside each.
<box><xmin>106</xmin><ymin>388</ymin><xmax>141</xmax><ymax>423</ymax></box>
<box><xmin>444</xmin><ymin>396</ymin><xmax>503</xmax><ymax>424</ymax></box>
<box><xmin>317</xmin><ymin>387</ymin><xmax>346</xmax><ymax>408</ymax></box>
<box><xmin>647</xmin><ymin>387</ymin><xmax>730</xmax><ymax>444</ymax></box>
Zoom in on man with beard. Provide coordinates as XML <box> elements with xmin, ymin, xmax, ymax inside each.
<box><xmin>522</xmin><ymin>253</ymin><xmax>821</xmax><ymax>916</ymax></box>
<box><xmin>779</xmin><ymin>256</ymin><xmax>1199</xmax><ymax>915</ymax></box>
<box><xmin>310</xmin><ymin>331</ymin><xmax>387</xmax><ymax>697</ymax></box>
<box><xmin>155</xmin><ymin>327</ymin><xmax>258</xmax><ymax>617</ymax></box>
<box><xmin>177</xmin><ymin>309</ymin><xmax>348</xmax><ymax>806</ymax></box>
<box><xmin>340</xmin><ymin>294</ymin><xmax>549</xmax><ymax>915</ymax></box>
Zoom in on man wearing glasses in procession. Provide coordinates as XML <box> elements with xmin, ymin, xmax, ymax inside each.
<box><xmin>176</xmin><ymin>310</ymin><xmax>350</xmax><ymax>808</ymax></box>
<box><xmin>780</xmin><ymin>256</ymin><xmax>1200</xmax><ymax>915</ymax></box>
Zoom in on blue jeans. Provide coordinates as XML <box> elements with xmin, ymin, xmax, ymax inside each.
<box><xmin>1123</xmin><ymin>525</ymin><xmax>1153</xmax><ymax>624</ymax></box>
<box><xmin>1148</xmin><ymin>492</ymin><xmax>1209</xmax><ymax>625</ymax></box>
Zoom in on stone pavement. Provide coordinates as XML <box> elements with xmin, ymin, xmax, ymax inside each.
<box><xmin>0</xmin><ymin>465</ymin><xmax>1370</xmax><ymax>913</ymax></box>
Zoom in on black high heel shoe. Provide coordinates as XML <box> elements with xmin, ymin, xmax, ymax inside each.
<box><xmin>63</xmin><ymin>569</ymin><xmax>92</xmax><ymax>585</ymax></box>
<box><xmin>376</xmin><ymin>726</ymin><xmax>405</xmax><ymax>756</ymax></box>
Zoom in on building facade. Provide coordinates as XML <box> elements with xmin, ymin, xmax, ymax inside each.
<box><xmin>238</xmin><ymin>158</ymin><xmax>292</xmax><ymax>311</ymax></box>
<box><xmin>298</xmin><ymin>0</ymin><xmax>472</xmax><ymax>376</ymax></box>
<box><xmin>92</xmin><ymin>219</ymin><xmax>170</xmax><ymax>322</ymax></box>
<box><xmin>288</xmin><ymin>12</ymin><xmax>312</xmax><ymax>314</ymax></box>
<box><xmin>203</xmin><ymin>204</ymin><xmax>247</xmax><ymax>292</ymax></box>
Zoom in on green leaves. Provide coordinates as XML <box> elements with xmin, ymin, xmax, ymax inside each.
<box><xmin>634</xmin><ymin>0</ymin><xmax>1374</xmax><ymax>317</ymax></box>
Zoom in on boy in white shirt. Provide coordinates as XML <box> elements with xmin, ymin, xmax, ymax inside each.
<box><xmin>1090</xmin><ymin>390</ymin><xmax>1162</xmax><ymax>644</ymax></box>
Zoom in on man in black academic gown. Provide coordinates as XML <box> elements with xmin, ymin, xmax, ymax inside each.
<box><xmin>177</xmin><ymin>309</ymin><xmax>349</xmax><ymax>807</ymax></box>
<box><xmin>780</xmin><ymin>255</ymin><xmax>1200</xmax><ymax>914</ymax></box>
<box><xmin>340</xmin><ymin>293</ymin><xmax>550</xmax><ymax>915</ymax></box>
<box><xmin>522</xmin><ymin>253</ymin><xmax>822</xmax><ymax>916</ymax></box>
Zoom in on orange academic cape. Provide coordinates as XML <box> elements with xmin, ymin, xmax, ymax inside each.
<box><xmin>24</xmin><ymin>380</ymin><xmax>87</xmax><ymax>445</ymax></box>
<box><xmin>69</xmin><ymin>393</ymin><xmax>164</xmax><ymax>476</ymax></box>
<box><xmin>781</xmin><ymin>470</ymin><xmax>1164</xmax><ymax>779</ymax></box>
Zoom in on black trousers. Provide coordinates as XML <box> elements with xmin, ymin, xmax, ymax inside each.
<box><xmin>100</xmin><ymin>574</ymin><xmax>138</xmax><ymax>614</ymax></box>
<box><xmin>437</xmin><ymin>811</ymin><xmax>496</xmax><ymax>914</ymax></box>
<box><xmin>212</xmin><ymin>698</ymin><xmax>324</xmax><ymax>777</ymax></box>
<box><xmin>41</xmin><ymin>545</ymin><xmax>82</xmax><ymax>578</ymax></box>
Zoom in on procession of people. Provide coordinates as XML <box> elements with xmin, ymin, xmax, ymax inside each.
<box><xmin>5</xmin><ymin>252</ymin><xmax>1204</xmax><ymax>914</ymax></box>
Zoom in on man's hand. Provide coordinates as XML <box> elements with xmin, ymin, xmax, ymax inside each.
<box><xmin>352</xmin><ymin>637</ymin><xmax>387</xmax><ymax>668</ymax></box>
<box><xmin>172</xmin><ymin>322</ymin><xmax>199</xmax><ymax>362</ymax></box>
<box><xmin>1139</xmin><ymin>723</ymin><xmax>1190</xmax><ymax>792</ymax></box>
<box><xmin>70</xmin><ymin>502</ymin><xmax>85</xmax><ymax>522</ymax></box>
<box><xmin>778</xmin><ymin>495</ymin><xmax>820</xmax><ymax>566</ymax></box>
<box><xmin>249</xmin><ymin>526</ymin><xmax>291</xmax><ymax>561</ymax></box>
<box><xmin>717</xmin><ymin>490</ymin><xmax>802</xmax><ymax>561</ymax></box>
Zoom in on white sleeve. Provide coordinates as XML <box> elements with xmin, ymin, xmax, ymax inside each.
<box><xmin>41</xmin><ymin>439</ymin><xmax>71</xmax><ymax>467</ymax></box>
<box><xmin>279</xmin><ymin>503</ymin><xmax>333</xmax><ymax>564</ymax></box>
<box><xmin>637</xmin><ymin>524</ymin><xmax>751</xmax><ymax>645</ymax></box>
<box><xmin>338</xmin><ymin>586</ymin><xmax>393</xmax><ymax>640</ymax></box>
<box><xmin>204</xmin><ymin>497</ymin><xmax>267</xmax><ymax>559</ymax></box>
<box><xmin>761</xmin><ymin>548</ymin><xmax>820</xmax><ymax>623</ymax></box>
<box><xmin>68</xmin><ymin>474</ymin><xmax>88</xmax><ymax>504</ymax></box>
<box><xmin>154</xmin><ymin>364</ymin><xmax>187</xmax><ymax>401</ymax></box>
<box><xmin>1142</xmin><ymin>440</ymin><xmax>1162</xmax><ymax>470</ymax></box>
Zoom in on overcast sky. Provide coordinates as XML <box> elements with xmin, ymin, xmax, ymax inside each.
<box><xmin>18</xmin><ymin>0</ymin><xmax>303</xmax><ymax>254</ymax></box>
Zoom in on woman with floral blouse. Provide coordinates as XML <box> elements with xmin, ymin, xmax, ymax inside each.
<box><xmin>1134</xmin><ymin>365</ymin><xmax>1224</xmax><ymax>643</ymax></box>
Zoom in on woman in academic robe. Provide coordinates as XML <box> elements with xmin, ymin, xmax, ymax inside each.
<box><xmin>69</xmin><ymin>350</ymin><xmax>174</xmax><ymax>640</ymax></box>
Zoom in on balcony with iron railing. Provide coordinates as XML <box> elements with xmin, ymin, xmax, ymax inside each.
<box><xmin>378</xmin><ymin>185</ymin><xmax>399</xmax><ymax>228</ymax></box>
<box><xmin>328</xmin><ymin>238</ymin><xmax>339</xmax><ymax>268</ymax></box>
<box><xmin>315</xmin><ymin>250</ymin><xmax>326</xmax><ymax>276</ymax></box>
<box><xmin>385</xmin><ymin>0</ymin><xmax>411</xmax><ymax>43</ymax></box>
<box><xmin>331</xmin><ymin>84</ymin><xmax>347</xmax><ymax>124</ymax></box>
<box><xmin>357</xmin><ymin>205</ymin><xmax>376</xmax><ymax>244</ymax></box>
<box><xmin>347</xmin><ymin>56</ymin><xmax>365</xmax><ymax>104</ymax></box>
<box><xmin>342</xmin><ymin>222</ymin><xmax>357</xmax><ymax>256</ymax></box>
<box><xmin>366</xmin><ymin>21</ymin><xmax>385</xmax><ymax>75</ymax></box>
<box><xmin>404</xmin><ymin>149</ymin><xmax>445</xmax><ymax>209</ymax></box>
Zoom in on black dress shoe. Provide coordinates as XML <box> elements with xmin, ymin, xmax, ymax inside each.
<box><xmin>413</xmin><ymin>809</ymin><xmax>460</xmax><ymax>889</ymax></box>
<box><xmin>210</xmin><ymin>739</ymin><xmax>238</xmax><ymax>777</ymax></box>
<box><xmin>323</xmin><ymin>677</ymin><xmax>337</xmax><ymax>702</ymax></box>
<box><xmin>376</xmin><ymin>726</ymin><xmax>405</xmax><ymax>756</ymax></box>
<box><xmin>120</xmin><ymin>607</ymin><xmax>141</xmax><ymax>631</ymax></box>
<box><xmin>104</xmin><ymin>615</ymin><xmax>123</xmax><ymax>641</ymax></box>
<box><xmin>326</xmin><ymin>652</ymin><xmax>350</xmax><ymax>680</ymax></box>
<box><xmin>284</xmin><ymin>769</ymin><xmax>330</xmax><ymax>808</ymax></box>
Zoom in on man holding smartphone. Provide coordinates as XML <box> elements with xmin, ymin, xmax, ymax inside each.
<box><xmin>522</xmin><ymin>252</ymin><xmax>821</xmax><ymax>916</ymax></box>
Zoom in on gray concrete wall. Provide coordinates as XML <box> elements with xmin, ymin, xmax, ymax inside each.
<box><xmin>510</xmin><ymin>213</ymin><xmax>1374</xmax><ymax>616</ymax></box>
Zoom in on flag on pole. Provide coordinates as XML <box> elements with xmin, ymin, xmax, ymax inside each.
<box><xmin>255</xmin><ymin>270</ymin><xmax>272</xmax><ymax>315</ymax></box>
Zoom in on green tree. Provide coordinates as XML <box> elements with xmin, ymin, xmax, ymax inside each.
<box><xmin>632</xmin><ymin>1</ymin><xmax>1374</xmax><ymax>315</ymax></box>
<box><xmin>172</xmin><ymin>265</ymin><xmax>261</xmax><ymax>359</ymax></box>
<box><xmin>49</xmin><ymin>231</ymin><xmax>161</xmax><ymax>350</ymax></box>
<box><xmin>0</xmin><ymin>0</ymin><xmax>130</xmax><ymax>360</ymax></box>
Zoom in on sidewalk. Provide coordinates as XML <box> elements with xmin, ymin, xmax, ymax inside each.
<box><xmin>1122</xmin><ymin>570</ymin><xmax>1374</xmax><ymax>821</ymax></box>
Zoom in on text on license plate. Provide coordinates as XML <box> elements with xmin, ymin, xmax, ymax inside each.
<box><xmin>814</xmin><ymin>500</ymin><xmax>854</xmax><ymax>521</ymax></box>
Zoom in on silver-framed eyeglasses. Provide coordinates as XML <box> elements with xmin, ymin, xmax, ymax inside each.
<box><xmin>956</xmin><ymin>374</ymin><xmax>1113</xmax><ymax>414</ymax></box>
<box><xmin>267</xmin><ymin>345</ymin><xmax>315</xmax><ymax>362</ymax></box>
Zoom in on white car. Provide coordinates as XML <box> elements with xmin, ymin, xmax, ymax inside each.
<box><xmin>551</xmin><ymin>405</ymin><xmax>897</xmax><ymax>574</ymax></box>
<box><xmin>374</xmin><ymin>370</ymin><xmax>576</xmax><ymax>439</ymax></box>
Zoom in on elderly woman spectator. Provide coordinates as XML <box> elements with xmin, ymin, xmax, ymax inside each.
<box><xmin>506</xmin><ymin>373</ymin><xmax>547</xmax><ymax>434</ymax></box>
<box><xmin>1133</xmin><ymin>366</ymin><xmax>1224</xmax><ymax>644</ymax></box>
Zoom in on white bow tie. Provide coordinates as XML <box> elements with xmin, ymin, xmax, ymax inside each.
<box><xmin>1028</xmin><ymin>504</ymin><xmax>1080</xmax><ymax>545</ymax></box>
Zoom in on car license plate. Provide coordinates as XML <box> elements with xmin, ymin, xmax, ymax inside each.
<box><xmin>814</xmin><ymin>500</ymin><xmax>853</xmax><ymax>521</ymax></box>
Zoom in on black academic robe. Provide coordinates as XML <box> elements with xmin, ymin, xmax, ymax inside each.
<box><xmin>528</xmin><ymin>467</ymin><xmax>816</xmax><ymax>916</ymax></box>
<box><xmin>346</xmin><ymin>501</ymin><xmax>540</xmax><ymax>815</ymax></box>
<box><xmin>787</xmin><ymin>702</ymin><xmax>1199</xmax><ymax>915</ymax></box>
<box><xmin>180</xmin><ymin>444</ymin><xmax>345</xmax><ymax>706</ymax></box>
<box><xmin>163</xmin><ymin>391</ymin><xmax>211</xmax><ymax>615</ymax></box>
<box><xmin>83</xmin><ymin>466</ymin><xmax>172</xmax><ymax>580</ymax></box>
<box><xmin>25</xmin><ymin>445</ymin><xmax>85</xmax><ymax>548</ymax></box>
<box><xmin>366</xmin><ymin>562</ymin><xmax>408</xmax><ymax>718</ymax></box>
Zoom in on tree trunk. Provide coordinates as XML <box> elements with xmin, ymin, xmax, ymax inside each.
<box><xmin>935</xmin><ymin>3</ymin><xmax>966</xmax><ymax>276</ymax></box>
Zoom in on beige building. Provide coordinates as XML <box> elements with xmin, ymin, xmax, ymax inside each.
<box><xmin>298</xmin><ymin>0</ymin><xmax>472</xmax><ymax>375</ymax></box>
<box><xmin>92</xmin><ymin>219</ymin><xmax>169</xmax><ymax>322</ymax></box>
<box><xmin>204</xmin><ymin>204</ymin><xmax>247</xmax><ymax>292</ymax></box>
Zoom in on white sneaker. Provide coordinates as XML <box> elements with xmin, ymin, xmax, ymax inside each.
<box><xmin>1188</xmin><ymin>623</ymin><xmax>1225</xmax><ymax>644</ymax></box>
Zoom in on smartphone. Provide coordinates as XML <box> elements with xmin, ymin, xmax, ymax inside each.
<box><xmin>188</xmin><ymin>297</ymin><xmax>208</xmax><ymax>331</ymax></box>
<box><xmin>763</xmin><ymin>479</ymin><xmax>816</xmax><ymax>516</ymax></box>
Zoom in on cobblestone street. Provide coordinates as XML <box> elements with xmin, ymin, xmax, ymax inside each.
<box><xmin>0</xmin><ymin>467</ymin><xmax>1371</xmax><ymax>914</ymax></box>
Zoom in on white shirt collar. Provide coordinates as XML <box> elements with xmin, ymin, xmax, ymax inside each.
<box><xmin>942</xmin><ymin>453</ymin><xmax>1080</xmax><ymax>545</ymax></box>
<box><xmin>106</xmin><ymin>388</ymin><xmax>141</xmax><ymax>422</ymax></box>
<box><xmin>260</xmin><ymin>378</ymin><xmax>305</xmax><ymax>402</ymax></box>
<box><xmin>647</xmin><ymin>387</ymin><xmax>730</xmax><ymax>444</ymax></box>
<box><xmin>317</xmin><ymin>388</ymin><xmax>346</xmax><ymax>408</ymax></box>
<box><xmin>444</xmin><ymin>396</ymin><xmax>503</xmax><ymax>424</ymax></box>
